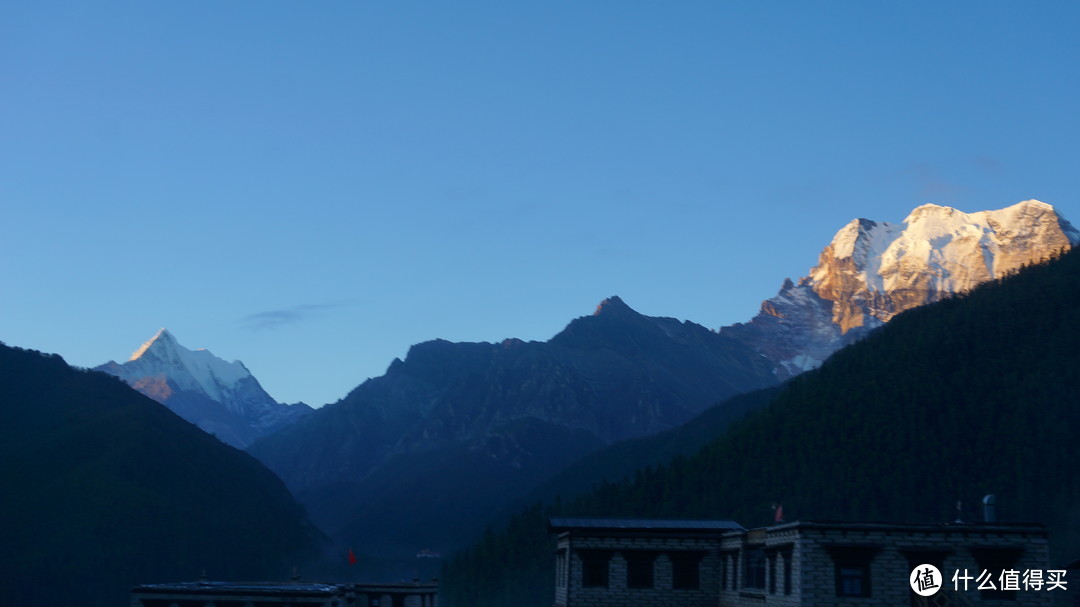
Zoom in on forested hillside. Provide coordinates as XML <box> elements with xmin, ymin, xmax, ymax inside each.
<box><xmin>443</xmin><ymin>249</ymin><xmax>1080</xmax><ymax>607</ymax></box>
<box><xmin>0</xmin><ymin>345</ymin><xmax>324</xmax><ymax>607</ymax></box>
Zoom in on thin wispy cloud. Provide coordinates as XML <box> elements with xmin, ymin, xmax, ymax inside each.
<box><xmin>973</xmin><ymin>156</ymin><xmax>1006</xmax><ymax>177</ymax></box>
<box><xmin>240</xmin><ymin>302</ymin><xmax>352</xmax><ymax>331</ymax></box>
<box><xmin>906</xmin><ymin>163</ymin><xmax>968</xmax><ymax>203</ymax></box>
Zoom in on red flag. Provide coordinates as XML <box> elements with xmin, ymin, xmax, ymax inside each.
<box><xmin>774</xmin><ymin>504</ymin><xmax>784</xmax><ymax>523</ymax></box>
<box><xmin>348</xmin><ymin>548</ymin><xmax>357</xmax><ymax>565</ymax></box>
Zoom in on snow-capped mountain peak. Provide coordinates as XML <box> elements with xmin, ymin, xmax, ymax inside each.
<box><xmin>724</xmin><ymin>199</ymin><xmax>1079</xmax><ymax>378</ymax></box>
<box><xmin>811</xmin><ymin>199</ymin><xmax>1079</xmax><ymax>311</ymax></box>
<box><xmin>126</xmin><ymin>328</ymin><xmax>255</xmax><ymax>405</ymax></box>
<box><xmin>129</xmin><ymin>327</ymin><xmax>175</xmax><ymax>360</ymax></box>
<box><xmin>97</xmin><ymin>330</ymin><xmax>312</xmax><ymax>448</ymax></box>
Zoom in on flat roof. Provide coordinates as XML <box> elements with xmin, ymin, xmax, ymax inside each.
<box><xmin>740</xmin><ymin>520</ymin><xmax>1048</xmax><ymax>536</ymax></box>
<box><xmin>132</xmin><ymin>581</ymin><xmax>347</xmax><ymax>596</ymax></box>
<box><xmin>549</xmin><ymin>517</ymin><xmax>743</xmax><ymax>533</ymax></box>
<box><xmin>132</xmin><ymin>580</ymin><xmax>439</xmax><ymax>596</ymax></box>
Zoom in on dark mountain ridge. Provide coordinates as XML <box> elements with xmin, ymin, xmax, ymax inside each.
<box><xmin>249</xmin><ymin>296</ymin><xmax>782</xmax><ymax>560</ymax></box>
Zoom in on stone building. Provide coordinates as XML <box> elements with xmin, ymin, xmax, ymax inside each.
<box><xmin>718</xmin><ymin>520</ymin><xmax>1051</xmax><ymax>607</ymax></box>
<box><xmin>551</xmin><ymin>517</ymin><xmax>1056</xmax><ymax>607</ymax></box>
<box><xmin>129</xmin><ymin>579</ymin><xmax>438</xmax><ymax>607</ymax></box>
<box><xmin>549</xmin><ymin>517</ymin><xmax>743</xmax><ymax>607</ymax></box>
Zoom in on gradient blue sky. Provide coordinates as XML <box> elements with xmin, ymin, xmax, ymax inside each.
<box><xmin>4</xmin><ymin>2</ymin><xmax>1079</xmax><ymax>406</ymax></box>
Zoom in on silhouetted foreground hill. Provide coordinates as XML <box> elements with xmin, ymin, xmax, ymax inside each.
<box><xmin>0</xmin><ymin>344</ymin><xmax>323</xmax><ymax>607</ymax></box>
<box><xmin>443</xmin><ymin>250</ymin><xmax>1080</xmax><ymax>607</ymax></box>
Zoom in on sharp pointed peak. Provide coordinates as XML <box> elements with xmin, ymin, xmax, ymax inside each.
<box><xmin>840</xmin><ymin>217</ymin><xmax>878</xmax><ymax>228</ymax></box>
<box><xmin>832</xmin><ymin>217</ymin><xmax>883</xmax><ymax>239</ymax></box>
<box><xmin>593</xmin><ymin>295</ymin><xmax>633</xmax><ymax>316</ymax></box>
<box><xmin>129</xmin><ymin>328</ymin><xmax>180</xmax><ymax>361</ymax></box>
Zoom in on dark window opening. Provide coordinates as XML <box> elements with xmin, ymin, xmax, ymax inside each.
<box><xmin>670</xmin><ymin>551</ymin><xmax>705</xmax><ymax>590</ymax></box>
<box><xmin>971</xmin><ymin>547</ymin><xmax>1023</xmax><ymax>601</ymax></box>
<box><xmin>825</xmin><ymin>545</ymin><xmax>879</xmax><ymax>598</ymax></box>
<box><xmin>732</xmin><ymin>552</ymin><xmax>739</xmax><ymax>590</ymax></box>
<box><xmin>838</xmin><ymin>565</ymin><xmax>869</xmax><ymax>597</ymax></box>
<box><xmin>624</xmin><ymin>551</ymin><xmax>657</xmax><ymax>589</ymax></box>
<box><xmin>768</xmin><ymin>553</ymin><xmax>777</xmax><ymax>594</ymax></box>
<box><xmin>765</xmin><ymin>545</ymin><xmax>794</xmax><ymax>596</ymax></box>
<box><xmin>579</xmin><ymin>550</ymin><xmax>613</xmax><ymax>588</ymax></box>
<box><xmin>783</xmin><ymin>550</ymin><xmax>793</xmax><ymax>595</ymax></box>
<box><xmin>743</xmin><ymin>548</ymin><xmax>766</xmax><ymax>590</ymax></box>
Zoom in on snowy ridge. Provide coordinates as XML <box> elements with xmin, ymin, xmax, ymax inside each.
<box><xmin>723</xmin><ymin>199</ymin><xmax>1079</xmax><ymax>377</ymax></box>
<box><xmin>127</xmin><ymin>329</ymin><xmax>258</xmax><ymax>406</ymax></box>
<box><xmin>813</xmin><ymin>200</ymin><xmax>1079</xmax><ymax>302</ymax></box>
<box><xmin>812</xmin><ymin>218</ymin><xmax>902</xmax><ymax>292</ymax></box>
<box><xmin>97</xmin><ymin>330</ymin><xmax>312</xmax><ymax>448</ymax></box>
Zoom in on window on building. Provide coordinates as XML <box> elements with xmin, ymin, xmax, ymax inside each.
<box><xmin>825</xmin><ymin>545</ymin><xmax>879</xmax><ymax>598</ymax></box>
<box><xmin>578</xmin><ymin>550</ymin><xmax>612</xmax><ymax>588</ymax></box>
<box><xmin>670</xmin><ymin>551</ymin><xmax>705</xmax><ymax>590</ymax></box>
<box><xmin>971</xmin><ymin>547</ymin><xmax>1023</xmax><ymax>601</ymax></box>
<box><xmin>768</xmin><ymin>552</ymin><xmax>777</xmax><ymax>594</ymax></box>
<box><xmin>725</xmin><ymin>548</ymin><xmax>743</xmax><ymax>587</ymax></box>
<box><xmin>766</xmin><ymin>545</ymin><xmax>795</xmax><ymax>596</ymax></box>
<box><xmin>837</xmin><ymin>565</ymin><xmax>870</xmax><ymax>596</ymax></box>
<box><xmin>719</xmin><ymin>552</ymin><xmax>730</xmax><ymax>590</ymax></box>
<box><xmin>743</xmin><ymin>548</ymin><xmax>766</xmax><ymax>590</ymax></box>
<box><xmin>782</xmin><ymin>549</ymin><xmax>793</xmax><ymax>595</ymax></box>
<box><xmin>624</xmin><ymin>551</ymin><xmax>657</xmax><ymax>589</ymax></box>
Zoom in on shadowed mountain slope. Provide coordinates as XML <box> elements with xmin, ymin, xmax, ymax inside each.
<box><xmin>0</xmin><ymin>344</ymin><xmax>323</xmax><ymax>607</ymax></box>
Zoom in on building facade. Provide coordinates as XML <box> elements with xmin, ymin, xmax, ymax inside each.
<box><xmin>717</xmin><ymin>520</ymin><xmax>1051</xmax><ymax>607</ymax></box>
<box><xmin>551</xmin><ymin>518</ymin><xmax>1054</xmax><ymax>607</ymax></box>
<box><xmin>549</xmin><ymin>517</ymin><xmax>743</xmax><ymax>607</ymax></box>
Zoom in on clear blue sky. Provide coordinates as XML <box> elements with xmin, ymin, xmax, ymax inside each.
<box><xmin>3</xmin><ymin>2</ymin><xmax>1078</xmax><ymax>406</ymax></box>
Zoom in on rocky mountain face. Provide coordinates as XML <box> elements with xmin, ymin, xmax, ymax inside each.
<box><xmin>248</xmin><ymin>296</ymin><xmax>782</xmax><ymax>560</ymax></box>
<box><xmin>96</xmin><ymin>329</ymin><xmax>312</xmax><ymax>448</ymax></box>
<box><xmin>722</xmin><ymin>200</ymin><xmax>1079</xmax><ymax>376</ymax></box>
